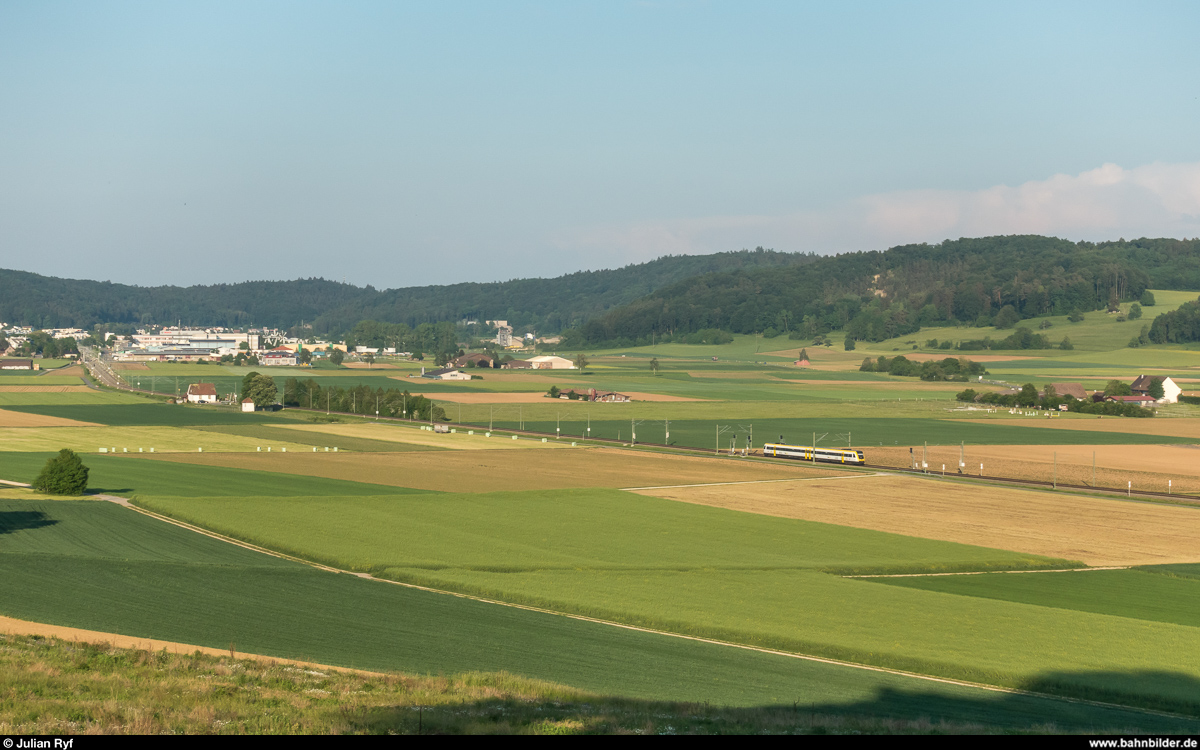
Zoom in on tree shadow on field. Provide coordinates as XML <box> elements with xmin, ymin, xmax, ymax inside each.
<box><xmin>341</xmin><ymin>670</ymin><xmax>1200</xmax><ymax>735</ymax></box>
<box><xmin>84</xmin><ymin>488</ymin><xmax>135</xmax><ymax>496</ymax></box>
<box><xmin>0</xmin><ymin>510</ymin><xmax>58</xmax><ymax>535</ymax></box>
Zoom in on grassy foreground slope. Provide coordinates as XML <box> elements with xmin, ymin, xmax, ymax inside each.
<box><xmin>134</xmin><ymin>489</ymin><xmax>1200</xmax><ymax>714</ymax></box>
<box><xmin>1</xmin><ymin>498</ymin><xmax>1177</xmax><ymax>731</ymax></box>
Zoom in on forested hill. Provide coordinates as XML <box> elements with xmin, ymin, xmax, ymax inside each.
<box><xmin>0</xmin><ymin>248</ymin><xmax>812</xmax><ymax>333</ymax></box>
<box><xmin>566</xmin><ymin>236</ymin><xmax>1200</xmax><ymax>347</ymax></box>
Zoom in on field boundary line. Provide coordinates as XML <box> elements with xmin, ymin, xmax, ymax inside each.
<box><xmin>95</xmin><ymin>494</ymin><xmax>1193</xmax><ymax>723</ymax></box>
<box><xmin>846</xmin><ymin>566</ymin><xmax>1131</xmax><ymax>578</ymax></box>
<box><xmin>621</xmin><ymin>473</ymin><xmax>882</xmax><ymax>491</ymax></box>
<box><xmin>98</xmin><ymin>496</ymin><xmax>347</xmax><ymax>574</ymax></box>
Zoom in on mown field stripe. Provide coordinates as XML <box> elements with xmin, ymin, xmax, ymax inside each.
<box><xmin>107</xmin><ymin>494</ymin><xmax>1192</xmax><ymax>723</ymax></box>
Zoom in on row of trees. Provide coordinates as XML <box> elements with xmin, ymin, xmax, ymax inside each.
<box><xmin>280</xmin><ymin>378</ymin><xmax>446</xmax><ymax>421</ymax></box>
<box><xmin>859</xmin><ymin>355</ymin><xmax>987</xmax><ymax>381</ymax></box>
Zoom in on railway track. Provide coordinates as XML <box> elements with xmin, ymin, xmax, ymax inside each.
<box><xmin>77</xmin><ymin>361</ymin><xmax>1199</xmax><ymax>506</ymax></box>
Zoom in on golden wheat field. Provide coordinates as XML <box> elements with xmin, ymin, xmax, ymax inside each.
<box><xmin>867</xmin><ymin>444</ymin><xmax>1200</xmax><ymax>494</ymax></box>
<box><xmin>963</xmin><ymin>417</ymin><xmax>1200</xmax><ymax>440</ymax></box>
<box><xmin>632</xmin><ymin>473</ymin><xmax>1200</xmax><ymax>566</ymax></box>
<box><xmin>269</xmin><ymin>422</ymin><xmax>559</xmax><ymax>449</ymax></box>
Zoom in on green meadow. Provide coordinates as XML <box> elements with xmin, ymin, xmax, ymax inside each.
<box><xmin>4</xmin><ymin>498</ymin><xmax>1179</xmax><ymax>731</ymax></box>
<box><xmin>876</xmin><ymin>568</ymin><xmax>1200</xmax><ymax>629</ymax></box>
<box><xmin>132</xmin><ymin>488</ymin><xmax>1200</xmax><ymax>714</ymax></box>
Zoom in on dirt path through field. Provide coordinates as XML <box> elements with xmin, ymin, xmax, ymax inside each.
<box><xmin>0</xmin><ymin>614</ymin><xmax>385</xmax><ymax>675</ymax></box>
<box><xmin>632</xmin><ymin>473</ymin><xmax>1200</xmax><ymax>566</ymax></box>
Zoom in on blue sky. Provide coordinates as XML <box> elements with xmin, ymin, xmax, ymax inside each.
<box><xmin>2</xmin><ymin>1</ymin><xmax>1198</xmax><ymax>288</ymax></box>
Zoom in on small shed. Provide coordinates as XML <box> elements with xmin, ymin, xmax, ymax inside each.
<box><xmin>241</xmin><ymin>398</ymin><xmax>256</xmax><ymax>412</ymax></box>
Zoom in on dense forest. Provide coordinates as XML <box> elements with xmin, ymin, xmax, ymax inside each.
<box><xmin>7</xmin><ymin>237</ymin><xmax>1200</xmax><ymax>346</ymax></box>
<box><xmin>564</xmin><ymin>236</ymin><xmax>1200</xmax><ymax>347</ymax></box>
<box><xmin>1149</xmin><ymin>295</ymin><xmax>1200</xmax><ymax>344</ymax></box>
<box><xmin>0</xmin><ymin>249</ymin><xmax>811</xmax><ymax>334</ymax></box>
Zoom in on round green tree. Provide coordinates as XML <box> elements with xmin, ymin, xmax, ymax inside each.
<box><xmin>32</xmin><ymin>448</ymin><xmax>89</xmax><ymax>496</ymax></box>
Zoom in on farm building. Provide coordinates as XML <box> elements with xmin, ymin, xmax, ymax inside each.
<box><xmin>593</xmin><ymin>390</ymin><xmax>631</xmax><ymax>403</ymax></box>
<box><xmin>1106</xmin><ymin>394</ymin><xmax>1158</xmax><ymax>406</ymax></box>
<box><xmin>558</xmin><ymin>388</ymin><xmax>631</xmax><ymax>403</ymax></box>
<box><xmin>452</xmin><ymin>353</ymin><xmax>496</xmax><ymax>368</ymax></box>
<box><xmin>0</xmin><ymin>359</ymin><xmax>36</xmax><ymax>370</ymax></box>
<box><xmin>1048</xmin><ymin>383</ymin><xmax>1088</xmax><ymax>400</ymax></box>
<box><xmin>260</xmin><ymin>350</ymin><xmax>298</xmax><ymax>367</ymax></box>
<box><xmin>1130</xmin><ymin>375</ymin><xmax>1182</xmax><ymax>404</ymax></box>
<box><xmin>186</xmin><ymin>383</ymin><xmax>218</xmax><ymax>404</ymax></box>
<box><xmin>241</xmin><ymin>398</ymin><xmax>256</xmax><ymax>412</ymax></box>
<box><xmin>502</xmin><ymin>359</ymin><xmax>533</xmax><ymax>369</ymax></box>
<box><xmin>527</xmin><ymin>355</ymin><xmax>575</xmax><ymax>370</ymax></box>
<box><xmin>422</xmin><ymin>367</ymin><xmax>472</xmax><ymax>381</ymax></box>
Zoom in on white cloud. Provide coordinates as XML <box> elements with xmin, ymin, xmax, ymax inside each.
<box><xmin>556</xmin><ymin>161</ymin><xmax>1200</xmax><ymax>262</ymax></box>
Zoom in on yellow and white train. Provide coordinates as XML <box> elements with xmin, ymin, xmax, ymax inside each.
<box><xmin>763</xmin><ymin>443</ymin><xmax>865</xmax><ymax>465</ymax></box>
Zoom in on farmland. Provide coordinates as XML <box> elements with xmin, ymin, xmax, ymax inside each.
<box><xmin>5</xmin><ymin>310</ymin><xmax>1200</xmax><ymax>731</ymax></box>
<box><xmin>140</xmin><ymin>445</ymin><xmax>842</xmax><ymax>492</ymax></box>
<box><xmin>4</xmin><ymin>495</ymin><xmax>1177</xmax><ymax>732</ymax></box>
<box><xmin>131</xmin><ymin>487</ymin><xmax>1200</xmax><ymax>713</ymax></box>
<box><xmin>632</xmin><ymin>474</ymin><xmax>1200</xmax><ymax>566</ymax></box>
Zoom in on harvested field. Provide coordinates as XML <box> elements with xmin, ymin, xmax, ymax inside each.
<box><xmin>964</xmin><ymin>417</ymin><xmax>1200</xmax><ymax>440</ymax></box>
<box><xmin>53</xmin><ymin>365</ymin><xmax>86</xmax><ymax>377</ymax></box>
<box><xmin>270</xmin><ymin>422</ymin><xmax>558</xmax><ymax>450</ymax></box>
<box><xmin>0</xmin><ymin>408</ymin><xmax>100</xmax><ymax>428</ymax></box>
<box><xmin>0</xmin><ymin>615</ymin><xmax>383</xmax><ymax>676</ymax></box>
<box><xmin>0</xmin><ymin>386</ymin><xmax>93</xmax><ymax>393</ymax></box>
<box><xmin>113</xmin><ymin>363</ymin><xmax>150</xmax><ymax>371</ymax></box>
<box><xmin>869</xmin><ymin>444</ymin><xmax>1200</xmax><ymax>494</ymax></box>
<box><xmin>0</xmin><ymin>425</ymin><xmax>316</xmax><ymax>454</ymax></box>
<box><xmin>632</xmin><ymin>474</ymin><xmax>1200</xmax><ymax>566</ymax></box>
<box><xmin>621</xmin><ymin>392</ymin><xmax>708</xmax><ymax>402</ymax></box>
<box><xmin>142</xmin><ymin>447</ymin><xmax>844</xmax><ymax>493</ymax></box>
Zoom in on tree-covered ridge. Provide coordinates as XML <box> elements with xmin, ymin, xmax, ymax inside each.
<box><xmin>0</xmin><ymin>249</ymin><xmax>811</xmax><ymax>333</ymax></box>
<box><xmin>567</xmin><ymin>236</ymin><xmax>1196</xmax><ymax>347</ymax></box>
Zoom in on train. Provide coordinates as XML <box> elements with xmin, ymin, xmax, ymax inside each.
<box><xmin>762</xmin><ymin>443</ymin><xmax>865</xmax><ymax>465</ymax></box>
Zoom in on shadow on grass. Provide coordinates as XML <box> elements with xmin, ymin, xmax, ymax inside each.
<box><xmin>346</xmin><ymin>675</ymin><xmax>1200</xmax><ymax>735</ymax></box>
<box><xmin>0</xmin><ymin>510</ymin><xmax>58</xmax><ymax>535</ymax></box>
